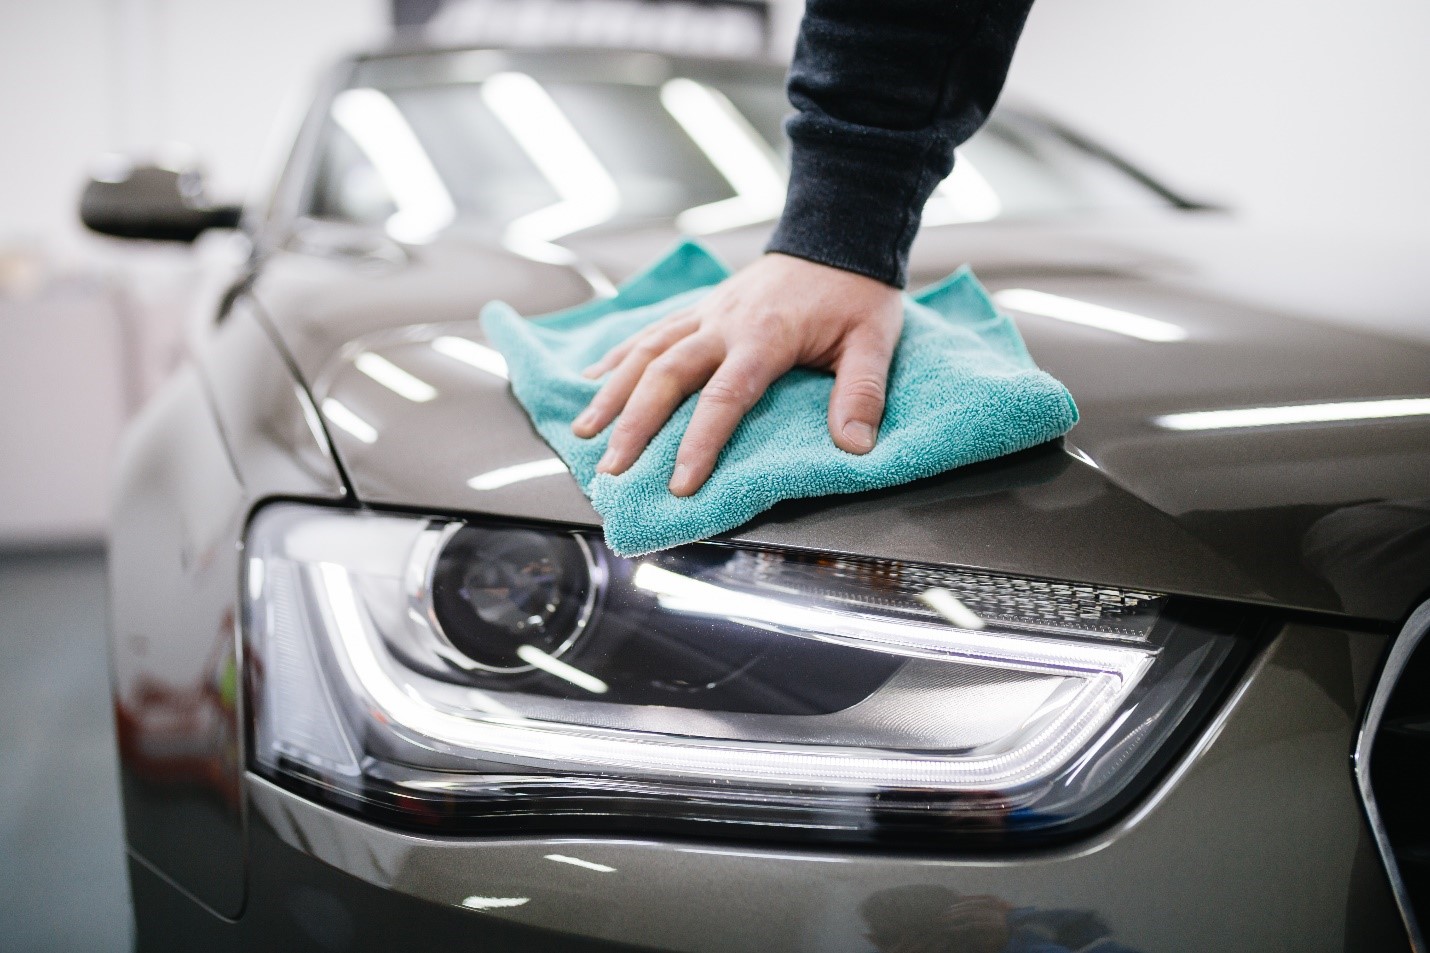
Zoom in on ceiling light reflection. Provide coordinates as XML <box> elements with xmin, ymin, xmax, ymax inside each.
<box><xmin>432</xmin><ymin>335</ymin><xmax>510</xmax><ymax>379</ymax></box>
<box><xmin>247</xmin><ymin>558</ymin><xmax>265</xmax><ymax>602</ymax></box>
<box><xmin>1155</xmin><ymin>397</ymin><xmax>1430</xmax><ymax>431</ymax></box>
<box><xmin>296</xmin><ymin>384</ymin><xmax>336</xmax><ymax>460</ymax></box>
<box><xmin>462</xmin><ymin>896</ymin><xmax>530</xmax><ymax>911</ymax></box>
<box><xmin>544</xmin><ymin>854</ymin><xmax>616</xmax><ymax>873</ymax></box>
<box><xmin>661</xmin><ymin>78</ymin><xmax>785</xmax><ymax>235</ymax></box>
<box><xmin>482</xmin><ymin>72</ymin><xmax>620</xmax><ymax>247</ymax></box>
<box><xmin>354</xmin><ymin>352</ymin><xmax>437</xmax><ymax>402</ymax></box>
<box><xmin>918</xmin><ymin>588</ymin><xmax>986</xmax><ymax>631</ymax></box>
<box><xmin>331</xmin><ymin>88</ymin><xmax>456</xmax><ymax>244</ymax></box>
<box><xmin>467</xmin><ymin>457</ymin><xmax>569</xmax><ymax>491</ymax></box>
<box><xmin>320</xmin><ymin>398</ymin><xmax>378</xmax><ymax>444</ymax></box>
<box><xmin>994</xmin><ymin>289</ymin><xmax>1188</xmax><ymax>343</ymax></box>
<box><xmin>516</xmin><ymin>644</ymin><xmax>608</xmax><ymax>694</ymax></box>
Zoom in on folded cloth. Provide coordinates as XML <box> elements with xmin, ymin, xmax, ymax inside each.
<box><xmin>479</xmin><ymin>240</ymin><xmax>1078</xmax><ymax>556</ymax></box>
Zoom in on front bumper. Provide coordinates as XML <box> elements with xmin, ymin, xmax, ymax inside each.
<box><xmin>131</xmin><ymin>622</ymin><xmax>1408</xmax><ymax>952</ymax></box>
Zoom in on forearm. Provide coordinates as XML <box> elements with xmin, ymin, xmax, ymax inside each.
<box><xmin>766</xmin><ymin>0</ymin><xmax>1035</xmax><ymax>287</ymax></box>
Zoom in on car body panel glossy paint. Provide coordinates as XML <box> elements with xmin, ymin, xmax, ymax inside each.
<box><xmin>198</xmin><ymin>296</ymin><xmax>348</xmax><ymax>501</ymax></box>
<box><xmin>250</xmin><ymin>216</ymin><xmax>1430</xmax><ymax>623</ymax></box>
<box><xmin>108</xmin><ymin>305</ymin><xmax>346</xmax><ymax>916</ymax></box>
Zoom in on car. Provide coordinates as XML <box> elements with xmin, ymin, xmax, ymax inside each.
<box><xmin>88</xmin><ymin>43</ymin><xmax>1430</xmax><ymax>952</ymax></box>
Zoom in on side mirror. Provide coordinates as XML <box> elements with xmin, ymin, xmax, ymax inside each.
<box><xmin>79</xmin><ymin>156</ymin><xmax>242</xmax><ymax>243</ymax></box>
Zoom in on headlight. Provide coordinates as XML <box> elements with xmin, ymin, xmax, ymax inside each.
<box><xmin>245</xmin><ymin>503</ymin><xmax>1252</xmax><ymax>845</ymax></box>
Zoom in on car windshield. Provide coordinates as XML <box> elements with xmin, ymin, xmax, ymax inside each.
<box><xmin>307</xmin><ymin>49</ymin><xmax>1171</xmax><ymax>245</ymax></box>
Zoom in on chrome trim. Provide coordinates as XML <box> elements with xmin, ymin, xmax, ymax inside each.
<box><xmin>1354</xmin><ymin>599</ymin><xmax>1430</xmax><ymax>953</ymax></box>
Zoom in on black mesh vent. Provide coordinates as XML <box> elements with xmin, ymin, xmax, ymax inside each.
<box><xmin>695</xmin><ymin>548</ymin><xmax>1166</xmax><ymax>642</ymax></box>
<box><xmin>1369</xmin><ymin>625</ymin><xmax>1430</xmax><ymax>940</ymax></box>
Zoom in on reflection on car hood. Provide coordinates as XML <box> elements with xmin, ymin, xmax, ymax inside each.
<box><xmin>248</xmin><ymin>215</ymin><xmax>1430</xmax><ymax>623</ymax></box>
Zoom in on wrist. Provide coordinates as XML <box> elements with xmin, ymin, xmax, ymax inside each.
<box><xmin>766</xmin><ymin>137</ymin><xmax>936</xmax><ymax>289</ymax></box>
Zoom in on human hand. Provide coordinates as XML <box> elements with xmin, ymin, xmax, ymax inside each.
<box><xmin>571</xmin><ymin>253</ymin><xmax>904</xmax><ymax>496</ymax></box>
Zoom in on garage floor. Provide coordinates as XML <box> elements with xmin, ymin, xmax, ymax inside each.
<box><xmin>0</xmin><ymin>548</ymin><xmax>131</xmax><ymax>952</ymax></box>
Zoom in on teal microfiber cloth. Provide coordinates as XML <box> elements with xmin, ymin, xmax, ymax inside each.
<box><xmin>479</xmin><ymin>240</ymin><xmax>1078</xmax><ymax>556</ymax></box>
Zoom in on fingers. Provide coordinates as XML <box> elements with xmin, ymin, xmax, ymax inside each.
<box><xmin>596</xmin><ymin>334</ymin><xmax>723</xmax><ymax>476</ymax></box>
<box><xmin>828</xmin><ymin>327</ymin><xmax>896</xmax><ymax>454</ymax></box>
<box><xmin>581</xmin><ymin>311</ymin><xmax>694</xmax><ymax>380</ymax></box>
<box><xmin>669</xmin><ymin>352</ymin><xmax>786</xmax><ymax>496</ymax></box>
<box><xmin>572</xmin><ymin>316</ymin><xmax>698</xmax><ymax>438</ymax></box>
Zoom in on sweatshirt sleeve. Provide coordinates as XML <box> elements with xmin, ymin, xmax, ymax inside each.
<box><xmin>765</xmin><ymin>0</ymin><xmax>1036</xmax><ymax>288</ymax></box>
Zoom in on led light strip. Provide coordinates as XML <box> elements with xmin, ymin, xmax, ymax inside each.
<box><xmin>633</xmin><ymin>564</ymin><xmax>1151</xmax><ymax>682</ymax></box>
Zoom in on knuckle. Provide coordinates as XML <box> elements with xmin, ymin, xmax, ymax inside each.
<box><xmin>677</xmin><ymin>432</ymin><xmax>720</xmax><ymax>466</ymax></box>
<box><xmin>631</xmin><ymin>339</ymin><xmax>664</xmax><ymax>361</ymax></box>
<box><xmin>700</xmin><ymin>375</ymin><xmax>754</xmax><ymax>408</ymax></box>
<box><xmin>609</xmin><ymin>416</ymin><xmax>647</xmax><ymax>447</ymax></box>
<box><xmin>748</xmin><ymin>308</ymin><xmax>789</xmax><ymax>340</ymax></box>
<box><xmin>840</xmin><ymin>375</ymin><xmax>887</xmax><ymax>405</ymax></box>
<box><xmin>584</xmin><ymin>391</ymin><xmax>613</xmax><ymax>416</ymax></box>
<box><xmin>649</xmin><ymin>350</ymin><xmax>701</xmax><ymax>383</ymax></box>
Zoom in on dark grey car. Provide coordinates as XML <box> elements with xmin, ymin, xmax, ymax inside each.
<box><xmin>88</xmin><ymin>46</ymin><xmax>1430</xmax><ymax>952</ymax></box>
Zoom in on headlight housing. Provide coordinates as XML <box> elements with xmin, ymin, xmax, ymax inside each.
<box><xmin>245</xmin><ymin>502</ymin><xmax>1252</xmax><ymax>845</ymax></box>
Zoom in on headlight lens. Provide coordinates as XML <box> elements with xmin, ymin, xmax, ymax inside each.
<box><xmin>427</xmin><ymin>525</ymin><xmax>596</xmax><ymax>671</ymax></box>
<box><xmin>245</xmin><ymin>503</ymin><xmax>1251</xmax><ymax>845</ymax></box>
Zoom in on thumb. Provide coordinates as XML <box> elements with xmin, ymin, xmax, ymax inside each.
<box><xmin>828</xmin><ymin>330</ymin><xmax>894</xmax><ymax>454</ymax></box>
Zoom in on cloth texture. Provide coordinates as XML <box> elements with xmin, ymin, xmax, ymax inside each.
<box><xmin>479</xmin><ymin>241</ymin><xmax>1077</xmax><ymax>556</ymax></box>
<box><xmin>768</xmin><ymin>0</ymin><xmax>1037</xmax><ymax>287</ymax></box>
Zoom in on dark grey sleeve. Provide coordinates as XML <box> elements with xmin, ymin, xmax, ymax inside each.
<box><xmin>765</xmin><ymin>0</ymin><xmax>1036</xmax><ymax>287</ymax></box>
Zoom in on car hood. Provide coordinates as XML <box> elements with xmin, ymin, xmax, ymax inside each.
<box><xmin>247</xmin><ymin>215</ymin><xmax>1430</xmax><ymax>623</ymax></box>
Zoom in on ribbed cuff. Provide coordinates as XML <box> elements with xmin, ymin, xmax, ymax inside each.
<box><xmin>765</xmin><ymin>134</ymin><xmax>935</xmax><ymax>288</ymax></box>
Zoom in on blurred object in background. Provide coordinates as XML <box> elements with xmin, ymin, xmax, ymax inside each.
<box><xmin>0</xmin><ymin>245</ymin><xmax>125</xmax><ymax>545</ymax></box>
<box><xmin>403</xmin><ymin>0</ymin><xmax>774</xmax><ymax>58</ymax></box>
<box><xmin>0</xmin><ymin>243</ymin><xmax>47</xmax><ymax>300</ymax></box>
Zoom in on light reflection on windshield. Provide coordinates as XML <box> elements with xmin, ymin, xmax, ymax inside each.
<box><xmin>330</xmin><ymin>87</ymin><xmax>456</xmax><ymax>243</ymax></box>
<box><xmin>309</xmin><ymin>57</ymin><xmax>1171</xmax><ymax>243</ymax></box>
<box><xmin>481</xmin><ymin>71</ymin><xmax>621</xmax><ymax>252</ymax></box>
<box><xmin>660</xmin><ymin>77</ymin><xmax>785</xmax><ymax>234</ymax></box>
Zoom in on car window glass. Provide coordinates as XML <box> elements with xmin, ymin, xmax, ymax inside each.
<box><xmin>307</xmin><ymin>57</ymin><xmax>1170</xmax><ymax>241</ymax></box>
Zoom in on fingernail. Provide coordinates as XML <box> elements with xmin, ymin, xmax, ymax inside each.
<box><xmin>581</xmin><ymin>366</ymin><xmax>600</xmax><ymax>379</ymax></box>
<box><xmin>573</xmin><ymin>408</ymin><xmax>596</xmax><ymax>434</ymax></box>
<box><xmin>842</xmin><ymin>420</ymin><xmax>875</xmax><ymax>453</ymax></box>
<box><xmin>596</xmin><ymin>449</ymin><xmax>616</xmax><ymax>473</ymax></box>
<box><xmin>669</xmin><ymin>462</ymin><xmax>692</xmax><ymax>495</ymax></box>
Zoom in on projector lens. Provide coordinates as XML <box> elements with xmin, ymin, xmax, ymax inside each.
<box><xmin>428</xmin><ymin>525</ymin><xmax>592</xmax><ymax>671</ymax></box>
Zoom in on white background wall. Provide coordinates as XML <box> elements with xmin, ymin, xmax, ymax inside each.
<box><xmin>0</xmin><ymin>0</ymin><xmax>386</xmax><ymax>254</ymax></box>
<box><xmin>1008</xmin><ymin>0</ymin><xmax>1430</xmax><ymax>240</ymax></box>
<box><xmin>0</xmin><ymin>0</ymin><xmax>385</xmax><ymax>544</ymax></box>
<box><xmin>0</xmin><ymin>0</ymin><xmax>1426</xmax><ymax>543</ymax></box>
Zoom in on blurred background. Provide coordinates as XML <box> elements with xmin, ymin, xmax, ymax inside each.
<box><xmin>1</xmin><ymin>0</ymin><xmax>1427</xmax><ymax>949</ymax></box>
